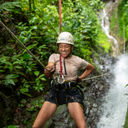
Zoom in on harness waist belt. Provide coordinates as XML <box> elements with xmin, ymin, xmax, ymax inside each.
<box><xmin>51</xmin><ymin>80</ymin><xmax>83</xmax><ymax>90</ymax></box>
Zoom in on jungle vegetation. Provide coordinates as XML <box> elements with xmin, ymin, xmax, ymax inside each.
<box><xmin>0</xmin><ymin>0</ymin><xmax>127</xmax><ymax>127</ymax></box>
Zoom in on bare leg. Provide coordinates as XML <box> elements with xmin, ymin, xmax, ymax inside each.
<box><xmin>32</xmin><ymin>101</ymin><xmax>57</xmax><ymax>128</ymax></box>
<box><xmin>68</xmin><ymin>102</ymin><xmax>87</xmax><ymax>128</ymax></box>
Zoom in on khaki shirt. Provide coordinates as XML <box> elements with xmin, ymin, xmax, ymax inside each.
<box><xmin>48</xmin><ymin>54</ymin><xmax>88</xmax><ymax>81</ymax></box>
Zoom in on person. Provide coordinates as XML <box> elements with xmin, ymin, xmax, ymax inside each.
<box><xmin>32</xmin><ymin>32</ymin><xmax>94</xmax><ymax>128</ymax></box>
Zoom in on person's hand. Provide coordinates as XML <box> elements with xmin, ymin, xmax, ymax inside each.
<box><xmin>45</xmin><ymin>65</ymin><xmax>55</xmax><ymax>73</ymax></box>
<box><xmin>44</xmin><ymin>63</ymin><xmax>55</xmax><ymax>77</ymax></box>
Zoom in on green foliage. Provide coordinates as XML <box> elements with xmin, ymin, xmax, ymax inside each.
<box><xmin>110</xmin><ymin>7</ymin><xmax>120</xmax><ymax>37</ymax></box>
<box><xmin>84</xmin><ymin>0</ymin><xmax>104</xmax><ymax>11</ymax></box>
<box><xmin>0</xmin><ymin>2</ymin><xmax>21</xmax><ymax>13</ymax></box>
<box><xmin>18</xmin><ymin>98</ymin><xmax>44</xmax><ymax>111</ymax></box>
<box><xmin>4</xmin><ymin>125</ymin><xmax>19</xmax><ymax>128</ymax></box>
<box><xmin>0</xmin><ymin>52</ymin><xmax>46</xmax><ymax>95</ymax></box>
<box><xmin>26</xmin><ymin>98</ymin><xmax>44</xmax><ymax>112</ymax></box>
<box><xmin>0</xmin><ymin>0</ymin><xmax>110</xmax><ymax>126</ymax></box>
<box><xmin>0</xmin><ymin>0</ymin><xmax>108</xmax><ymax>97</ymax></box>
<box><xmin>118</xmin><ymin>0</ymin><xmax>128</xmax><ymax>40</ymax></box>
<box><xmin>97</xmin><ymin>28</ymin><xmax>111</xmax><ymax>53</ymax></box>
<box><xmin>124</xmin><ymin>107</ymin><xmax>128</xmax><ymax>128</ymax></box>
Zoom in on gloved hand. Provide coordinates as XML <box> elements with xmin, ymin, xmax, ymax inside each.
<box><xmin>44</xmin><ymin>64</ymin><xmax>55</xmax><ymax>77</ymax></box>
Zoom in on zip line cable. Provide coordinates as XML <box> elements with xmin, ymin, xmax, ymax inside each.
<box><xmin>0</xmin><ymin>20</ymin><xmax>45</xmax><ymax>68</ymax></box>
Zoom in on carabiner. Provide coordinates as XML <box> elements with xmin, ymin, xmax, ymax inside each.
<box><xmin>58</xmin><ymin>75</ymin><xmax>65</xmax><ymax>84</ymax></box>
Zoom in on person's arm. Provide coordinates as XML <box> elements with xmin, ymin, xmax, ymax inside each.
<box><xmin>78</xmin><ymin>63</ymin><xmax>94</xmax><ymax>82</ymax></box>
<box><xmin>44</xmin><ymin>62</ymin><xmax>55</xmax><ymax>77</ymax></box>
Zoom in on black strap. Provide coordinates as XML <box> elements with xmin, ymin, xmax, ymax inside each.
<box><xmin>63</xmin><ymin>58</ymin><xmax>67</xmax><ymax>75</ymax></box>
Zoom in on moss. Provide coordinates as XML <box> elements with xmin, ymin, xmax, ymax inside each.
<box><xmin>123</xmin><ymin>107</ymin><xmax>128</xmax><ymax>128</ymax></box>
<box><xmin>110</xmin><ymin>6</ymin><xmax>120</xmax><ymax>37</ymax></box>
<box><xmin>97</xmin><ymin>30</ymin><xmax>111</xmax><ymax>53</ymax></box>
<box><xmin>118</xmin><ymin>0</ymin><xmax>128</xmax><ymax>40</ymax></box>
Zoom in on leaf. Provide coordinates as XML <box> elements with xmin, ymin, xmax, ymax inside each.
<box><xmin>34</xmin><ymin>71</ymin><xmax>40</xmax><ymax>76</ymax></box>
<box><xmin>0</xmin><ymin>70</ymin><xmax>5</xmax><ymax>72</ymax></box>
<box><xmin>126</xmin><ymin>84</ymin><xmax>128</xmax><ymax>87</ymax></box>
<box><xmin>5</xmin><ymin>79</ymin><xmax>15</xmax><ymax>86</ymax></box>
<box><xmin>15</xmin><ymin>66</ymin><xmax>22</xmax><ymax>69</ymax></box>
<box><xmin>0</xmin><ymin>2</ymin><xmax>21</xmax><ymax>12</ymax></box>
<box><xmin>26</xmin><ymin>43</ymin><xmax>38</xmax><ymax>50</ymax></box>
<box><xmin>31</xmin><ymin>26</ymin><xmax>37</xmax><ymax>30</ymax></box>
<box><xmin>3</xmin><ymin>125</ymin><xmax>19</xmax><ymax>128</ymax></box>
<box><xmin>5</xmin><ymin>74</ymin><xmax>19</xmax><ymax>79</ymax></box>
<box><xmin>29</xmin><ymin>16</ymin><xmax>39</xmax><ymax>24</ymax></box>
<box><xmin>23</xmin><ymin>53</ymin><xmax>31</xmax><ymax>60</ymax></box>
<box><xmin>38</xmin><ymin>74</ymin><xmax>46</xmax><ymax>81</ymax></box>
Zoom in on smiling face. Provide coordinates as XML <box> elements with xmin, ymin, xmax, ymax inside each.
<box><xmin>59</xmin><ymin>43</ymin><xmax>72</xmax><ymax>58</ymax></box>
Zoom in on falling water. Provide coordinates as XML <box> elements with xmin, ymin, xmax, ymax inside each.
<box><xmin>100</xmin><ymin>8</ymin><xmax>120</xmax><ymax>57</ymax></box>
<box><xmin>97</xmin><ymin>1</ymin><xmax>128</xmax><ymax>127</ymax></box>
<box><xmin>97</xmin><ymin>54</ymin><xmax>128</xmax><ymax>128</ymax></box>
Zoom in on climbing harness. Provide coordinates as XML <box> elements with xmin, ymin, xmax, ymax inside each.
<box><xmin>51</xmin><ymin>80</ymin><xmax>78</xmax><ymax>90</ymax></box>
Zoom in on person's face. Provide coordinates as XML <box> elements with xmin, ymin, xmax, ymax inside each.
<box><xmin>59</xmin><ymin>43</ymin><xmax>72</xmax><ymax>58</ymax></box>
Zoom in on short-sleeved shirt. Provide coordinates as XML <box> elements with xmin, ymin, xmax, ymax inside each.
<box><xmin>48</xmin><ymin>54</ymin><xmax>88</xmax><ymax>81</ymax></box>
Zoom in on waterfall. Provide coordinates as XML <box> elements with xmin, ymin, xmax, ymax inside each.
<box><xmin>100</xmin><ymin>3</ymin><xmax>120</xmax><ymax>57</ymax></box>
<box><xmin>97</xmin><ymin>54</ymin><xmax>128</xmax><ymax>128</ymax></box>
<box><xmin>97</xmin><ymin>1</ymin><xmax>128</xmax><ymax>127</ymax></box>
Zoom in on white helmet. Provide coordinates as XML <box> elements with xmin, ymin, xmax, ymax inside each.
<box><xmin>57</xmin><ymin>32</ymin><xmax>74</xmax><ymax>45</ymax></box>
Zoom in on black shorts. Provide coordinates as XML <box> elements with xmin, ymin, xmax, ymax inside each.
<box><xmin>45</xmin><ymin>86</ymin><xmax>84</xmax><ymax>105</ymax></box>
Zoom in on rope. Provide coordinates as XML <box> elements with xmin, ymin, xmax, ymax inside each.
<box><xmin>82</xmin><ymin>72</ymin><xmax>111</xmax><ymax>81</ymax></box>
<box><xmin>59</xmin><ymin>0</ymin><xmax>63</xmax><ymax>77</ymax></box>
<box><xmin>59</xmin><ymin>0</ymin><xmax>61</xmax><ymax>33</ymax></box>
<box><xmin>0</xmin><ymin>20</ymin><xmax>45</xmax><ymax>68</ymax></box>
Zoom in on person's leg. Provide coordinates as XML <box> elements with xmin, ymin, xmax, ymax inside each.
<box><xmin>32</xmin><ymin>101</ymin><xmax>57</xmax><ymax>128</ymax></box>
<box><xmin>68</xmin><ymin>102</ymin><xmax>87</xmax><ymax>128</ymax></box>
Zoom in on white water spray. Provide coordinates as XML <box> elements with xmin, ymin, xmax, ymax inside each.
<box><xmin>97</xmin><ymin>1</ymin><xmax>128</xmax><ymax>127</ymax></box>
<box><xmin>97</xmin><ymin>54</ymin><xmax>128</xmax><ymax>128</ymax></box>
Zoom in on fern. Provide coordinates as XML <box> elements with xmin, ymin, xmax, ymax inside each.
<box><xmin>0</xmin><ymin>2</ymin><xmax>21</xmax><ymax>13</ymax></box>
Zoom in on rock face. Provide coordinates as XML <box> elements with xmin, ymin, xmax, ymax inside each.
<box><xmin>43</xmin><ymin>54</ymin><xmax>116</xmax><ymax>128</ymax></box>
